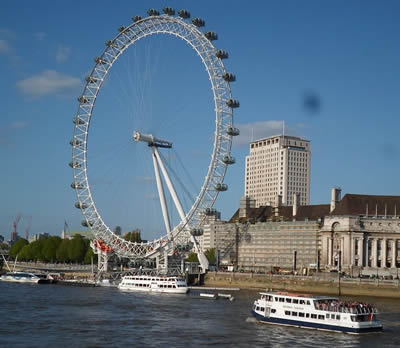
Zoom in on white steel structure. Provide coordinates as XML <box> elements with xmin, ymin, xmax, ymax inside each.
<box><xmin>245</xmin><ymin>135</ymin><xmax>310</xmax><ymax>207</ymax></box>
<box><xmin>71</xmin><ymin>7</ymin><xmax>239</xmax><ymax>273</ymax></box>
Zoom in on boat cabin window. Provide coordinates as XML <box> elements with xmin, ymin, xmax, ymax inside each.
<box><xmin>271</xmin><ymin>309</ymin><xmax>276</xmax><ymax>313</ymax></box>
<box><xmin>293</xmin><ymin>299</ymin><xmax>299</xmax><ymax>304</ymax></box>
<box><xmin>305</xmin><ymin>313</ymin><xmax>310</xmax><ymax>318</ymax></box>
<box><xmin>292</xmin><ymin>312</ymin><xmax>298</xmax><ymax>316</ymax></box>
<box><xmin>318</xmin><ymin>315</ymin><xmax>325</xmax><ymax>320</ymax></box>
<box><xmin>306</xmin><ymin>300</ymin><xmax>311</xmax><ymax>305</ymax></box>
<box><xmin>311</xmin><ymin>314</ymin><xmax>317</xmax><ymax>319</ymax></box>
<box><xmin>336</xmin><ymin>315</ymin><xmax>340</xmax><ymax>320</ymax></box>
<box><xmin>279</xmin><ymin>298</ymin><xmax>284</xmax><ymax>302</ymax></box>
<box><xmin>299</xmin><ymin>312</ymin><xmax>305</xmax><ymax>317</ymax></box>
<box><xmin>299</xmin><ymin>300</ymin><xmax>305</xmax><ymax>305</ymax></box>
<box><xmin>286</xmin><ymin>298</ymin><xmax>292</xmax><ymax>303</ymax></box>
<box><xmin>285</xmin><ymin>311</ymin><xmax>290</xmax><ymax>315</ymax></box>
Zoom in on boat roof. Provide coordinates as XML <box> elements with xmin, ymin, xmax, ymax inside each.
<box><xmin>260</xmin><ymin>291</ymin><xmax>338</xmax><ymax>300</ymax></box>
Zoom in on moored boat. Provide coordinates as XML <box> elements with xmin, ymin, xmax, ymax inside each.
<box><xmin>118</xmin><ymin>275</ymin><xmax>189</xmax><ymax>294</ymax></box>
<box><xmin>0</xmin><ymin>272</ymin><xmax>41</xmax><ymax>284</ymax></box>
<box><xmin>251</xmin><ymin>291</ymin><xmax>382</xmax><ymax>334</ymax></box>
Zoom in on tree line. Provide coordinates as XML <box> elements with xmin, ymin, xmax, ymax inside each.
<box><xmin>8</xmin><ymin>235</ymin><xmax>96</xmax><ymax>264</ymax></box>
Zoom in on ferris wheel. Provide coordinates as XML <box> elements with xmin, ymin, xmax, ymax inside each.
<box><xmin>70</xmin><ymin>7</ymin><xmax>240</xmax><ymax>273</ymax></box>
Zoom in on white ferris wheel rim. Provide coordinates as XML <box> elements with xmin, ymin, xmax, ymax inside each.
<box><xmin>71</xmin><ymin>11</ymin><xmax>238</xmax><ymax>259</ymax></box>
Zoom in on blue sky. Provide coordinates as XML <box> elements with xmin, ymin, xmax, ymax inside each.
<box><xmin>1</xmin><ymin>0</ymin><xmax>400</xmax><ymax>241</ymax></box>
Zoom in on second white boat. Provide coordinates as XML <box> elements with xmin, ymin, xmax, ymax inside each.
<box><xmin>118</xmin><ymin>275</ymin><xmax>189</xmax><ymax>294</ymax></box>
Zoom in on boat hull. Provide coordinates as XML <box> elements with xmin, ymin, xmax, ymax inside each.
<box><xmin>251</xmin><ymin>310</ymin><xmax>383</xmax><ymax>334</ymax></box>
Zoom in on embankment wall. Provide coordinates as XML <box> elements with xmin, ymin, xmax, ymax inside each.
<box><xmin>205</xmin><ymin>272</ymin><xmax>400</xmax><ymax>298</ymax></box>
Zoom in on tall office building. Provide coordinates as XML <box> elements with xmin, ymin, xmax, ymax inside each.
<box><xmin>244</xmin><ymin>135</ymin><xmax>310</xmax><ymax>207</ymax></box>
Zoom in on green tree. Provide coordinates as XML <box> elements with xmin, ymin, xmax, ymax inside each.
<box><xmin>185</xmin><ymin>252</ymin><xmax>199</xmax><ymax>262</ymax></box>
<box><xmin>42</xmin><ymin>236</ymin><xmax>62</xmax><ymax>262</ymax></box>
<box><xmin>124</xmin><ymin>229</ymin><xmax>142</xmax><ymax>242</ymax></box>
<box><xmin>29</xmin><ymin>239</ymin><xmax>45</xmax><ymax>261</ymax></box>
<box><xmin>9</xmin><ymin>238</ymin><xmax>28</xmax><ymax>258</ymax></box>
<box><xmin>18</xmin><ymin>244</ymin><xmax>32</xmax><ymax>261</ymax></box>
<box><xmin>68</xmin><ymin>235</ymin><xmax>86</xmax><ymax>263</ymax></box>
<box><xmin>204</xmin><ymin>248</ymin><xmax>217</xmax><ymax>264</ymax></box>
<box><xmin>83</xmin><ymin>247</ymin><xmax>97</xmax><ymax>264</ymax></box>
<box><xmin>56</xmin><ymin>239</ymin><xmax>70</xmax><ymax>262</ymax></box>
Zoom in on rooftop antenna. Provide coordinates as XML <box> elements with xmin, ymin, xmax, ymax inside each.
<box><xmin>282</xmin><ymin>120</ymin><xmax>285</xmax><ymax>136</ymax></box>
<box><xmin>251</xmin><ymin>127</ymin><xmax>254</xmax><ymax>142</ymax></box>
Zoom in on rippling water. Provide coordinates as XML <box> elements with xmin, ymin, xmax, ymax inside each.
<box><xmin>0</xmin><ymin>282</ymin><xmax>399</xmax><ymax>347</ymax></box>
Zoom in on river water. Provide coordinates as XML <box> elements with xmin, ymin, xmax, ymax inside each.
<box><xmin>1</xmin><ymin>282</ymin><xmax>399</xmax><ymax>347</ymax></box>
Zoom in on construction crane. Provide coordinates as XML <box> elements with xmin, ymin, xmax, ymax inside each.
<box><xmin>25</xmin><ymin>216</ymin><xmax>32</xmax><ymax>241</ymax></box>
<box><xmin>12</xmin><ymin>213</ymin><xmax>22</xmax><ymax>242</ymax></box>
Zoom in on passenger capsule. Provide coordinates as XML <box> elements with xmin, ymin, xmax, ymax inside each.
<box><xmin>70</xmin><ymin>139</ymin><xmax>83</xmax><ymax>147</ymax></box>
<box><xmin>205</xmin><ymin>31</ymin><xmax>218</xmax><ymax>41</ymax></box>
<box><xmin>226</xmin><ymin>127</ymin><xmax>240</xmax><ymax>136</ymax></box>
<box><xmin>223</xmin><ymin>72</ymin><xmax>236</xmax><ymax>82</ymax></box>
<box><xmin>81</xmin><ymin>220</ymin><xmax>93</xmax><ymax>227</ymax></box>
<box><xmin>222</xmin><ymin>155</ymin><xmax>236</xmax><ymax>165</ymax></box>
<box><xmin>178</xmin><ymin>9</ymin><xmax>190</xmax><ymax>18</ymax></box>
<box><xmin>162</xmin><ymin>7</ymin><xmax>175</xmax><ymax>15</ymax></box>
<box><xmin>132</xmin><ymin>15</ymin><xmax>142</xmax><ymax>22</ymax></box>
<box><xmin>226</xmin><ymin>98</ymin><xmax>240</xmax><ymax>108</ymax></box>
<box><xmin>77</xmin><ymin>96</ymin><xmax>89</xmax><ymax>104</ymax></box>
<box><xmin>190</xmin><ymin>228</ymin><xmax>203</xmax><ymax>236</ymax></box>
<box><xmin>69</xmin><ymin>161</ymin><xmax>81</xmax><ymax>169</ymax></box>
<box><xmin>73</xmin><ymin>117</ymin><xmax>85</xmax><ymax>125</ymax></box>
<box><xmin>85</xmin><ymin>76</ymin><xmax>98</xmax><ymax>83</ymax></box>
<box><xmin>215</xmin><ymin>183</ymin><xmax>228</xmax><ymax>192</ymax></box>
<box><xmin>192</xmin><ymin>18</ymin><xmax>205</xmax><ymax>27</ymax></box>
<box><xmin>95</xmin><ymin>57</ymin><xmax>107</xmax><ymax>65</ymax></box>
<box><xmin>216</xmin><ymin>49</ymin><xmax>228</xmax><ymax>59</ymax></box>
<box><xmin>204</xmin><ymin>208</ymin><xmax>217</xmax><ymax>216</ymax></box>
<box><xmin>147</xmin><ymin>9</ymin><xmax>160</xmax><ymax>16</ymax></box>
<box><xmin>75</xmin><ymin>202</ymin><xmax>88</xmax><ymax>209</ymax></box>
<box><xmin>71</xmin><ymin>182</ymin><xmax>84</xmax><ymax>189</ymax></box>
<box><xmin>118</xmin><ymin>26</ymin><xmax>126</xmax><ymax>32</ymax></box>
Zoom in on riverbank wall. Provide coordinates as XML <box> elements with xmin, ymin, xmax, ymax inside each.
<box><xmin>204</xmin><ymin>272</ymin><xmax>400</xmax><ymax>298</ymax></box>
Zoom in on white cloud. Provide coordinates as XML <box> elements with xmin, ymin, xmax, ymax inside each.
<box><xmin>16</xmin><ymin>70</ymin><xmax>81</xmax><ymax>98</ymax></box>
<box><xmin>139</xmin><ymin>176</ymin><xmax>155</xmax><ymax>183</ymax></box>
<box><xmin>9</xmin><ymin>121</ymin><xmax>28</xmax><ymax>129</ymax></box>
<box><xmin>0</xmin><ymin>39</ymin><xmax>10</xmax><ymax>54</ymax></box>
<box><xmin>56</xmin><ymin>45</ymin><xmax>71</xmax><ymax>63</ymax></box>
<box><xmin>233</xmin><ymin>120</ymin><xmax>304</xmax><ymax>146</ymax></box>
<box><xmin>0</xmin><ymin>28</ymin><xmax>16</xmax><ymax>40</ymax></box>
<box><xmin>33</xmin><ymin>32</ymin><xmax>46</xmax><ymax>41</ymax></box>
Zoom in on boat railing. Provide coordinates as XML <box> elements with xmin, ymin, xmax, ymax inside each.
<box><xmin>314</xmin><ymin>302</ymin><xmax>377</xmax><ymax>314</ymax></box>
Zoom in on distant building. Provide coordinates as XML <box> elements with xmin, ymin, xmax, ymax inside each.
<box><xmin>113</xmin><ymin>226</ymin><xmax>122</xmax><ymax>236</ymax></box>
<box><xmin>203</xmin><ymin>188</ymin><xmax>400</xmax><ymax>275</ymax></box>
<box><xmin>197</xmin><ymin>209</ymin><xmax>221</xmax><ymax>251</ymax></box>
<box><xmin>210</xmin><ymin>194</ymin><xmax>327</xmax><ymax>271</ymax></box>
<box><xmin>30</xmin><ymin>233</ymin><xmax>49</xmax><ymax>242</ymax></box>
<box><xmin>245</xmin><ymin>135</ymin><xmax>311</xmax><ymax>207</ymax></box>
<box><xmin>320</xmin><ymin>188</ymin><xmax>400</xmax><ymax>272</ymax></box>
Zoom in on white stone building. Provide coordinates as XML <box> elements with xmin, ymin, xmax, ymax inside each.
<box><xmin>245</xmin><ymin>135</ymin><xmax>310</xmax><ymax>207</ymax></box>
<box><xmin>321</xmin><ymin>188</ymin><xmax>400</xmax><ymax>274</ymax></box>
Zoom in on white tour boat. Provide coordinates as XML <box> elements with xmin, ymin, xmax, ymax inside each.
<box><xmin>118</xmin><ymin>275</ymin><xmax>189</xmax><ymax>294</ymax></box>
<box><xmin>252</xmin><ymin>291</ymin><xmax>382</xmax><ymax>334</ymax></box>
<box><xmin>0</xmin><ymin>271</ymin><xmax>41</xmax><ymax>284</ymax></box>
